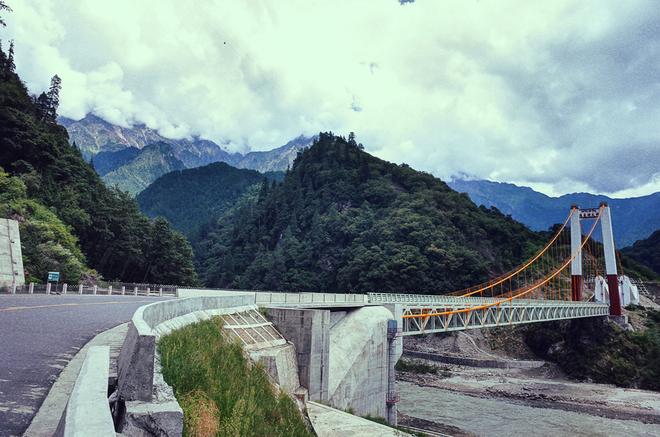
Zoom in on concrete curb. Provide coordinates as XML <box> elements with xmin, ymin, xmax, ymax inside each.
<box><xmin>24</xmin><ymin>323</ymin><xmax>129</xmax><ymax>437</ymax></box>
<box><xmin>54</xmin><ymin>346</ymin><xmax>115</xmax><ymax>437</ymax></box>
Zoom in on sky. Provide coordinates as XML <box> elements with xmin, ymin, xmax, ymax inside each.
<box><xmin>2</xmin><ymin>0</ymin><xmax>660</xmax><ymax>198</ymax></box>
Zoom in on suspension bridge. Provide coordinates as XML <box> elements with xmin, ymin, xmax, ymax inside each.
<box><xmin>370</xmin><ymin>202</ymin><xmax>637</xmax><ymax>335</ymax></box>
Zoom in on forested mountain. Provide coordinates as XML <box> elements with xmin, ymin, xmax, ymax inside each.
<box><xmin>449</xmin><ymin>179</ymin><xmax>660</xmax><ymax>247</ymax></box>
<box><xmin>622</xmin><ymin>230</ymin><xmax>660</xmax><ymax>275</ymax></box>
<box><xmin>0</xmin><ymin>44</ymin><xmax>196</xmax><ymax>285</ymax></box>
<box><xmin>62</xmin><ymin>114</ymin><xmax>313</xmax><ymax>191</ymax></box>
<box><xmin>92</xmin><ymin>147</ymin><xmax>140</xmax><ymax>176</ymax></box>
<box><xmin>196</xmin><ymin>133</ymin><xmax>542</xmax><ymax>293</ymax></box>
<box><xmin>102</xmin><ymin>142</ymin><xmax>185</xmax><ymax>194</ymax></box>
<box><xmin>137</xmin><ymin>162</ymin><xmax>282</xmax><ymax>238</ymax></box>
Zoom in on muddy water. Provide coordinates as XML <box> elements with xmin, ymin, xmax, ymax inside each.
<box><xmin>398</xmin><ymin>381</ymin><xmax>660</xmax><ymax>437</ymax></box>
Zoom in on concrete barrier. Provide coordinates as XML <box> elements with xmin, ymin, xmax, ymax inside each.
<box><xmin>55</xmin><ymin>346</ymin><xmax>114</xmax><ymax>437</ymax></box>
<box><xmin>117</xmin><ymin>293</ymin><xmax>255</xmax><ymax>402</ymax></box>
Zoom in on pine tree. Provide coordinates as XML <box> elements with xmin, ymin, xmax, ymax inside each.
<box><xmin>46</xmin><ymin>74</ymin><xmax>61</xmax><ymax>120</ymax></box>
<box><xmin>7</xmin><ymin>40</ymin><xmax>14</xmax><ymax>73</ymax></box>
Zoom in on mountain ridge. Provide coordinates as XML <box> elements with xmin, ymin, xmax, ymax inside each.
<box><xmin>449</xmin><ymin>179</ymin><xmax>660</xmax><ymax>247</ymax></box>
<box><xmin>58</xmin><ymin>113</ymin><xmax>313</xmax><ymax>179</ymax></box>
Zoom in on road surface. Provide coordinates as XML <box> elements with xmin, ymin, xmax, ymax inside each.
<box><xmin>0</xmin><ymin>294</ymin><xmax>169</xmax><ymax>436</ymax></box>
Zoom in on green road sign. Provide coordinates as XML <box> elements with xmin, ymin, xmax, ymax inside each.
<box><xmin>47</xmin><ymin>271</ymin><xmax>60</xmax><ymax>282</ymax></box>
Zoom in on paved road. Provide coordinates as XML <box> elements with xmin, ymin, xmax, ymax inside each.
<box><xmin>0</xmin><ymin>295</ymin><xmax>170</xmax><ymax>436</ymax></box>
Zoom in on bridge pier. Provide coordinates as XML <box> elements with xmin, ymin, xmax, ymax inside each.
<box><xmin>266</xmin><ymin>305</ymin><xmax>398</xmax><ymax>423</ymax></box>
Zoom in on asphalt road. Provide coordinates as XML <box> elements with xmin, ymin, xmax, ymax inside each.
<box><xmin>0</xmin><ymin>295</ymin><xmax>170</xmax><ymax>436</ymax></box>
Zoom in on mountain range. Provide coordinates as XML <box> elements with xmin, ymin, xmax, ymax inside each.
<box><xmin>448</xmin><ymin>179</ymin><xmax>660</xmax><ymax>248</ymax></box>
<box><xmin>61</xmin><ymin>114</ymin><xmax>313</xmax><ymax>194</ymax></box>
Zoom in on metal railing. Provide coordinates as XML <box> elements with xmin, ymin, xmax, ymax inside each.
<box><xmin>0</xmin><ymin>282</ymin><xmax>177</xmax><ymax>297</ymax></box>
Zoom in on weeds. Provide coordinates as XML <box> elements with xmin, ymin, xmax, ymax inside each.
<box><xmin>158</xmin><ymin>317</ymin><xmax>313</xmax><ymax>437</ymax></box>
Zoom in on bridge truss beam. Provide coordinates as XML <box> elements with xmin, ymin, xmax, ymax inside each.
<box><xmin>399</xmin><ymin>300</ymin><xmax>609</xmax><ymax>335</ymax></box>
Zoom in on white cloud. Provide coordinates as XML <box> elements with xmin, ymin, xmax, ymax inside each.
<box><xmin>2</xmin><ymin>0</ymin><xmax>660</xmax><ymax>195</ymax></box>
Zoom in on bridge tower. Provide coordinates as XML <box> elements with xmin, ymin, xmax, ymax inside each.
<box><xmin>570</xmin><ymin>205</ymin><xmax>583</xmax><ymax>301</ymax></box>
<box><xmin>570</xmin><ymin>203</ymin><xmax>621</xmax><ymax>316</ymax></box>
<box><xmin>600</xmin><ymin>202</ymin><xmax>622</xmax><ymax>316</ymax></box>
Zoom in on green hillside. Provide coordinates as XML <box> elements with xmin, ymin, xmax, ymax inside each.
<box><xmin>622</xmin><ymin>230</ymin><xmax>660</xmax><ymax>276</ymax></box>
<box><xmin>196</xmin><ymin>133</ymin><xmax>542</xmax><ymax>293</ymax></box>
<box><xmin>0</xmin><ymin>44</ymin><xmax>196</xmax><ymax>284</ymax></box>
<box><xmin>137</xmin><ymin>162</ymin><xmax>278</xmax><ymax>238</ymax></box>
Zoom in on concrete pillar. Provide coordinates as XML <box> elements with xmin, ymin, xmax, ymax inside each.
<box><xmin>62</xmin><ymin>283</ymin><xmax>68</xmax><ymax>294</ymax></box>
<box><xmin>570</xmin><ymin>205</ymin><xmax>583</xmax><ymax>301</ymax></box>
<box><xmin>46</xmin><ymin>283</ymin><xmax>51</xmax><ymax>294</ymax></box>
<box><xmin>93</xmin><ymin>285</ymin><xmax>97</xmax><ymax>295</ymax></box>
<box><xmin>386</xmin><ymin>319</ymin><xmax>400</xmax><ymax>426</ymax></box>
<box><xmin>134</xmin><ymin>286</ymin><xmax>138</xmax><ymax>296</ymax></box>
<box><xmin>147</xmin><ymin>287</ymin><xmax>151</xmax><ymax>296</ymax></box>
<box><xmin>267</xmin><ymin>307</ymin><xmax>330</xmax><ymax>402</ymax></box>
<box><xmin>121</xmin><ymin>286</ymin><xmax>126</xmax><ymax>295</ymax></box>
<box><xmin>159</xmin><ymin>287</ymin><xmax>163</xmax><ymax>297</ymax></box>
<box><xmin>600</xmin><ymin>203</ymin><xmax>621</xmax><ymax>316</ymax></box>
<box><xmin>108</xmin><ymin>285</ymin><xmax>113</xmax><ymax>295</ymax></box>
<box><xmin>29</xmin><ymin>282</ymin><xmax>34</xmax><ymax>294</ymax></box>
<box><xmin>11</xmin><ymin>283</ymin><xmax>16</xmax><ymax>294</ymax></box>
<box><xmin>79</xmin><ymin>284</ymin><xmax>83</xmax><ymax>294</ymax></box>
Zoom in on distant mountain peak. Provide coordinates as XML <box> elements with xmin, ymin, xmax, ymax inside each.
<box><xmin>62</xmin><ymin>113</ymin><xmax>314</xmax><ymax>195</ymax></box>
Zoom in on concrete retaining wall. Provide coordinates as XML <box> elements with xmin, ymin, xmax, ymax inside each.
<box><xmin>0</xmin><ymin>218</ymin><xmax>25</xmax><ymax>288</ymax></box>
<box><xmin>55</xmin><ymin>346</ymin><xmax>114</xmax><ymax>437</ymax></box>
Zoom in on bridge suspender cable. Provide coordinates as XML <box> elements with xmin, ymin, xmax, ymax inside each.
<box><xmin>403</xmin><ymin>207</ymin><xmax>602</xmax><ymax>319</ymax></box>
<box><xmin>451</xmin><ymin>209</ymin><xmax>575</xmax><ymax>298</ymax></box>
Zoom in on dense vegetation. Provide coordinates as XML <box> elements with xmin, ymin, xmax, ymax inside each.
<box><xmin>622</xmin><ymin>230</ymin><xmax>660</xmax><ymax>276</ymax></box>
<box><xmin>197</xmin><ymin>133</ymin><xmax>542</xmax><ymax>293</ymax></box>
<box><xmin>159</xmin><ymin>317</ymin><xmax>313</xmax><ymax>437</ymax></box>
<box><xmin>0</xmin><ymin>169</ymin><xmax>89</xmax><ymax>283</ymax></box>
<box><xmin>0</xmin><ymin>43</ymin><xmax>196</xmax><ymax>284</ymax></box>
<box><xmin>523</xmin><ymin>309</ymin><xmax>660</xmax><ymax>391</ymax></box>
<box><xmin>137</xmin><ymin>162</ymin><xmax>280</xmax><ymax>238</ymax></box>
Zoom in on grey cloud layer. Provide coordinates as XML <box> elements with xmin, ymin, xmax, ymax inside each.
<box><xmin>3</xmin><ymin>0</ymin><xmax>659</xmax><ymax>195</ymax></box>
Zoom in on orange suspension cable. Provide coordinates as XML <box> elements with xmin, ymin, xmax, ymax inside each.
<box><xmin>404</xmin><ymin>207</ymin><xmax>603</xmax><ymax>319</ymax></box>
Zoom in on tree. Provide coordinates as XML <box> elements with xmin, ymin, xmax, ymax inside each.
<box><xmin>0</xmin><ymin>1</ymin><xmax>11</xmax><ymax>28</ymax></box>
<box><xmin>46</xmin><ymin>74</ymin><xmax>61</xmax><ymax>119</ymax></box>
<box><xmin>6</xmin><ymin>39</ymin><xmax>14</xmax><ymax>73</ymax></box>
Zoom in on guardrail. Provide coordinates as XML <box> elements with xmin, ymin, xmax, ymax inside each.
<box><xmin>1</xmin><ymin>282</ymin><xmax>178</xmax><ymax>297</ymax></box>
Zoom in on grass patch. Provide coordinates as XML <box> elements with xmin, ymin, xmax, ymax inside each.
<box><xmin>158</xmin><ymin>317</ymin><xmax>313</xmax><ymax>437</ymax></box>
<box><xmin>395</xmin><ymin>358</ymin><xmax>451</xmax><ymax>377</ymax></box>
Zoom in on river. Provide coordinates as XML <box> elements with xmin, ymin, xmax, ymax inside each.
<box><xmin>398</xmin><ymin>380</ymin><xmax>660</xmax><ymax>437</ymax></box>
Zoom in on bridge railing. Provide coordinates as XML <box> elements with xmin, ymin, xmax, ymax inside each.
<box><xmin>255</xmin><ymin>291</ymin><xmax>369</xmax><ymax>305</ymax></box>
<box><xmin>368</xmin><ymin>292</ymin><xmax>580</xmax><ymax>306</ymax></box>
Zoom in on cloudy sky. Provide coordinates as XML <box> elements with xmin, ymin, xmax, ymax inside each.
<box><xmin>3</xmin><ymin>0</ymin><xmax>660</xmax><ymax>197</ymax></box>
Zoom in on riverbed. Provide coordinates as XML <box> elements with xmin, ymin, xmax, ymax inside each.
<box><xmin>398</xmin><ymin>380</ymin><xmax>660</xmax><ymax>437</ymax></box>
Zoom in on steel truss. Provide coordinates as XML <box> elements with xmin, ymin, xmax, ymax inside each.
<box><xmin>368</xmin><ymin>293</ymin><xmax>610</xmax><ymax>335</ymax></box>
